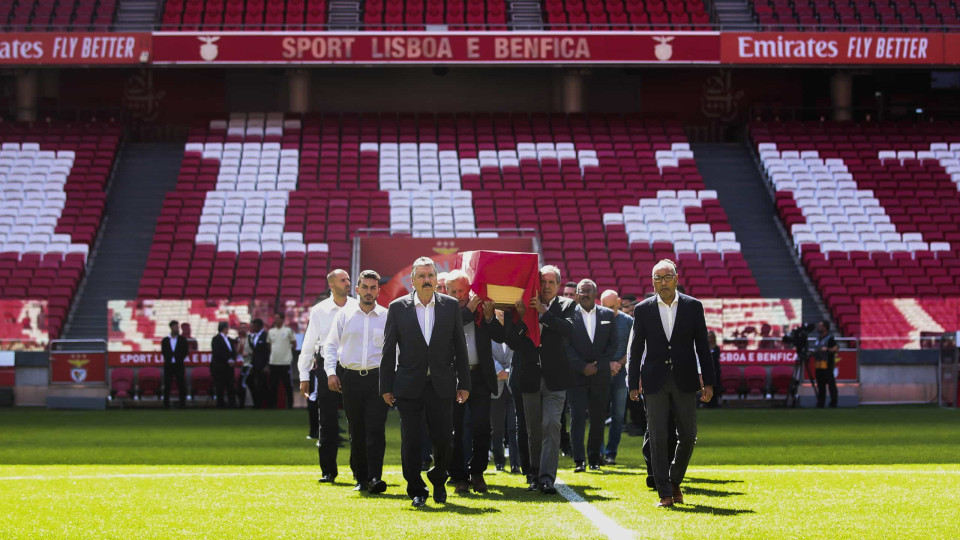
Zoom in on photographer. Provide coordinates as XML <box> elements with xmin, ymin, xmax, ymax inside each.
<box><xmin>813</xmin><ymin>320</ymin><xmax>839</xmax><ymax>408</ymax></box>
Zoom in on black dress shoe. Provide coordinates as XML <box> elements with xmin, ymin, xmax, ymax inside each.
<box><xmin>352</xmin><ymin>482</ymin><xmax>365</xmax><ymax>491</ymax></box>
<box><xmin>433</xmin><ymin>485</ymin><xmax>447</xmax><ymax>504</ymax></box>
<box><xmin>495</xmin><ymin>464</ymin><xmax>505</xmax><ymax>472</ymax></box>
<box><xmin>318</xmin><ymin>474</ymin><xmax>336</xmax><ymax>483</ymax></box>
<box><xmin>367</xmin><ymin>478</ymin><xmax>387</xmax><ymax>494</ymax></box>
<box><xmin>412</xmin><ymin>496</ymin><xmax>427</xmax><ymax>508</ymax></box>
<box><xmin>541</xmin><ymin>480</ymin><xmax>558</xmax><ymax>495</ymax></box>
<box><xmin>526</xmin><ymin>480</ymin><xmax>540</xmax><ymax>492</ymax></box>
<box><xmin>574</xmin><ymin>462</ymin><xmax>586</xmax><ymax>473</ymax></box>
<box><xmin>510</xmin><ymin>466</ymin><xmax>522</xmax><ymax>475</ymax></box>
<box><xmin>589</xmin><ymin>463</ymin><xmax>601</xmax><ymax>471</ymax></box>
<box><xmin>603</xmin><ymin>456</ymin><xmax>616</xmax><ymax>466</ymax></box>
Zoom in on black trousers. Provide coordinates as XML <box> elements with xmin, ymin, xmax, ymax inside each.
<box><xmin>163</xmin><ymin>363</ymin><xmax>186</xmax><ymax>408</ymax></box>
<box><xmin>450</xmin><ymin>370</ymin><xmax>491</xmax><ymax>482</ymax></box>
<box><xmin>316</xmin><ymin>367</ymin><xmax>341</xmax><ymax>477</ymax></box>
<box><xmin>396</xmin><ymin>381</ymin><xmax>454</xmax><ymax>499</ymax></box>
<box><xmin>341</xmin><ymin>368</ymin><xmax>389</xmax><ymax>483</ymax></box>
<box><xmin>237</xmin><ymin>365</ymin><xmax>250</xmax><ymax>408</ymax></box>
<box><xmin>211</xmin><ymin>361</ymin><xmax>236</xmax><ymax>408</ymax></box>
<box><xmin>511</xmin><ymin>386</ymin><xmax>531</xmax><ymax>477</ymax></box>
<box><xmin>569</xmin><ymin>374</ymin><xmax>611</xmax><ymax>465</ymax></box>
<box><xmin>644</xmin><ymin>371</ymin><xmax>698</xmax><ymax>499</ymax></box>
<box><xmin>268</xmin><ymin>365</ymin><xmax>293</xmax><ymax>409</ymax></box>
<box><xmin>247</xmin><ymin>365</ymin><xmax>268</xmax><ymax>408</ymax></box>
<box><xmin>642</xmin><ymin>416</ymin><xmax>676</xmax><ymax>482</ymax></box>
<box><xmin>816</xmin><ymin>368</ymin><xmax>838</xmax><ymax>408</ymax></box>
<box><xmin>307</xmin><ymin>369</ymin><xmax>319</xmax><ymax>438</ymax></box>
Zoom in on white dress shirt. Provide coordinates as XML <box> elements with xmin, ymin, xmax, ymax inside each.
<box><xmin>414</xmin><ymin>293</ymin><xmax>436</xmax><ymax>344</ymax></box>
<box><xmin>168</xmin><ymin>335</ymin><xmax>178</xmax><ymax>361</ymax></box>
<box><xmin>297</xmin><ymin>295</ymin><xmax>360</xmax><ymax>382</ymax></box>
<box><xmin>577</xmin><ymin>304</ymin><xmax>597</xmax><ymax>343</ymax></box>
<box><xmin>657</xmin><ymin>293</ymin><xmax>679</xmax><ymax>340</ymax></box>
<box><xmin>324</xmin><ymin>303</ymin><xmax>389</xmax><ymax>376</ymax></box>
<box><xmin>220</xmin><ymin>333</ymin><xmax>232</xmax><ymax>352</ymax></box>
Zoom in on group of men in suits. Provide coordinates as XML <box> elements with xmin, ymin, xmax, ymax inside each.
<box><xmin>297</xmin><ymin>255</ymin><xmax>716</xmax><ymax>509</ymax></box>
<box><xmin>159</xmin><ymin>315</ymin><xmax>295</xmax><ymax>409</ymax></box>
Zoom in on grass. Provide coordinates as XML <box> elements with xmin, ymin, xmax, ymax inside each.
<box><xmin>0</xmin><ymin>407</ymin><xmax>958</xmax><ymax>539</ymax></box>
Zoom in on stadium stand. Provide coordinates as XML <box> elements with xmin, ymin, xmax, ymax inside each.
<box><xmin>1</xmin><ymin>0</ymin><xmax>117</xmax><ymax>30</ymax></box>
<box><xmin>543</xmin><ymin>0</ymin><xmax>710</xmax><ymax>30</ymax></box>
<box><xmin>138</xmin><ymin>112</ymin><xmax>758</xmax><ymax>303</ymax></box>
<box><xmin>0</xmin><ymin>122</ymin><xmax>120</xmax><ymax>338</ymax></box>
<box><xmin>751</xmin><ymin>120</ymin><xmax>960</xmax><ymax>338</ymax></box>
<box><xmin>749</xmin><ymin>0</ymin><xmax>960</xmax><ymax>30</ymax></box>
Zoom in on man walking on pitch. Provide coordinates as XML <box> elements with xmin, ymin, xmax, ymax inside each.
<box><xmin>324</xmin><ymin>270</ymin><xmax>390</xmax><ymax>494</ymax></box>
<box><xmin>380</xmin><ymin>257</ymin><xmax>470</xmax><ymax>508</ymax></box>
<box><xmin>629</xmin><ymin>259</ymin><xmax>715</xmax><ymax>508</ymax></box>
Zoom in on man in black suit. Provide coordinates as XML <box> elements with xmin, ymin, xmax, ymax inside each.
<box><xmin>445</xmin><ymin>269</ymin><xmax>504</xmax><ymax>495</ymax></box>
<box><xmin>211</xmin><ymin>321</ymin><xmax>238</xmax><ymax>408</ymax></box>
<box><xmin>507</xmin><ymin>265</ymin><xmax>575</xmax><ymax>495</ymax></box>
<box><xmin>629</xmin><ymin>259</ymin><xmax>715</xmax><ymax>508</ymax></box>
<box><xmin>380</xmin><ymin>256</ymin><xmax>471</xmax><ymax>508</ymax></box>
<box><xmin>161</xmin><ymin>320</ymin><xmax>188</xmax><ymax>409</ymax></box>
<box><xmin>567</xmin><ymin>279</ymin><xmax>619</xmax><ymax>472</ymax></box>
<box><xmin>246</xmin><ymin>318</ymin><xmax>269</xmax><ymax>409</ymax></box>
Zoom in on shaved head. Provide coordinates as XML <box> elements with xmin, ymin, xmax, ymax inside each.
<box><xmin>600</xmin><ymin>290</ymin><xmax>621</xmax><ymax>314</ymax></box>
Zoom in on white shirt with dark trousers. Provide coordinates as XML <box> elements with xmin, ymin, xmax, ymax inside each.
<box><xmin>297</xmin><ymin>296</ymin><xmax>359</xmax><ymax>382</ymax></box>
<box><xmin>323</xmin><ymin>301</ymin><xmax>391</xmax><ymax>485</ymax></box>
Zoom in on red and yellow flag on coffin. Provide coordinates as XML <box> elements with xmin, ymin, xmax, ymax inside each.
<box><xmin>456</xmin><ymin>250</ymin><xmax>541</xmax><ymax>347</ymax></box>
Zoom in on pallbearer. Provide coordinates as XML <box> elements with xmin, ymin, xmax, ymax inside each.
<box><xmin>324</xmin><ymin>270</ymin><xmax>391</xmax><ymax>494</ymax></box>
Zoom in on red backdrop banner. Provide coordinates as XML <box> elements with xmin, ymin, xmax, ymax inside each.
<box><xmin>721</xmin><ymin>32</ymin><xmax>945</xmax><ymax>64</ymax></box>
<box><xmin>0</xmin><ymin>32</ymin><xmax>151</xmax><ymax>65</ymax></box>
<box><xmin>50</xmin><ymin>352</ymin><xmax>107</xmax><ymax>384</ymax></box>
<box><xmin>108</xmin><ymin>351</ymin><xmax>211</xmax><ymax>367</ymax></box>
<box><xmin>151</xmin><ymin>31</ymin><xmax>720</xmax><ymax>64</ymax></box>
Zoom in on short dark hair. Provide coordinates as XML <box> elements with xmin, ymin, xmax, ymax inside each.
<box><xmin>217</xmin><ymin>321</ymin><xmax>229</xmax><ymax>333</ymax></box>
<box><xmin>169</xmin><ymin>320</ymin><xmax>179</xmax><ymax>327</ymax></box>
<box><xmin>274</xmin><ymin>312</ymin><xmax>285</xmax><ymax>320</ymax></box>
<box><xmin>564</xmin><ymin>281</ymin><xmax>577</xmax><ymax>289</ymax></box>
<box><xmin>357</xmin><ymin>269</ymin><xmax>381</xmax><ymax>285</ymax></box>
<box><xmin>621</xmin><ymin>294</ymin><xmax>637</xmax><ymax>303</ymax></box>
<box><xmin>252</xmin><ymin>318</ymin><xmax>264</xmax><ymax>327</ymax></box>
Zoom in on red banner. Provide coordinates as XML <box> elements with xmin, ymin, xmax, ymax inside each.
<box><xmin>50</xmin><ymin>352</ymin><xmax>107</xmax><ymax>384</ymax></box>
<box><xmin>0</xmin><ymin>33</ymin><xmax>151</xmax><ymax>65</ymax></box>
<box><xmin>720</xmin><ymin>349</ymin><xmax>857</xmax><ymax>381</ymax></box>
<box><xmin>108</xmin><ymin>351</ymin><xmax>212</xmax><ymax>367</ymax></box>
<box><xmin>721</xmin><ymin>32</ymin><xmax>945</xmax><ymax>65</ymax></box>
<box><xmin>944</xmin><ymin>34</ymin><xmax>960</xmax><ymax>65</ymax></box>
<box><xmin>151</xmin><ymin>31</ymin><xmax>720</xmax><ymax>64</ymax></box>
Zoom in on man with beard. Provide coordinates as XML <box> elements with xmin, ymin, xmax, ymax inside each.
<box><xmin>324</xmin><ymin>270</ymin><xmax>391</xmax><ymax>494</ymax></box>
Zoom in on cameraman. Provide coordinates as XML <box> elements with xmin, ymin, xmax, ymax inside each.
<box><xmin>813</xmin><ymin>320</ymin><xmax>839</xmax><ymax>408</ymax></box>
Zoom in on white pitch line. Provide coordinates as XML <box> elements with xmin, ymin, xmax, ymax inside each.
<box><xmin>0</xmin><ymin>469</ymin><xmax>407</xmax><ymax>481</ymax></box>
<box><xmin>554</xmin><ymin>479</ymin><xmax>636</xmax><ymax>540</ymax></box>
<box><xmin>689</xmin><ymin>467</ymin><xmax>960</xmax><ymax>475</ymax></box>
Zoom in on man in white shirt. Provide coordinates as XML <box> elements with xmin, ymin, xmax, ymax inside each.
<box><xmin>324</xmin><ymin>270</ymin><xmax>389</xmax><ymax>494</ymax></box>
<box><xmin>628</xmin><ymin>259</ymin><xmax>715</xmax><ymax>508</ymax></box>
<box><xmin>297</xmin><ymin>269</ymin><xmax>357</xmax><ymax>483</ymax></box>
<box><xmin>266</xmin><ymin>313</ymin><xmax>297</xmax><ymax>409</ymax></box>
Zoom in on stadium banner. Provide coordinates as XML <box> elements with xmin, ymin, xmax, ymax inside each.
<box><xmin>945</xmin><ymin>34</ymin><xmax>960</xmax><ymax>64</ymax></box>
<box><xmin>0</xmin><ymin>32</ymin><xmax>151</xmax><ymax>65</ymax></box>
<box><xmin>0</xmin><ymin>299</ymin><xmax>49</xmax><ymax>351</ymax></box>
<box><xmin>108</xmin><ymin>299</ymin><xmax>275</xmax><ymax>353</ymax></box>
<box><xmin>151</xmin><ymin>31</ymin><xmax>721</xmax><ymax>64</ymax></box>
<box><xmin>50</xmin><ymin>352</ymin><xmax>107</xmax><ymax>384</ymax></box>
<box><xmin>108</xmin><ymin>351</ymin><xmax>211</xmax><ymax>367</ymax></box>
<box><xmin>357</xmin><ymin>237</ymin><xmax>536</xmax><ymax>305</ymax></box>
<box><xmin>721</xmin><ymin>32</ymin><xmax>946</xmax><ymax>65</ymax></box>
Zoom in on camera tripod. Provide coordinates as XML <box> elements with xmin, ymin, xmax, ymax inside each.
<box><xmin>787</xmin><ymin>347</ymin><xmax>820</xmax><ymax>408</ymax></box>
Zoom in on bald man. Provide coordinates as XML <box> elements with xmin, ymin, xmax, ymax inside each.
<box><xmin>599</xmin><ymin>290</ymin><xmax>634</xmax><ymax>465</ymax></box>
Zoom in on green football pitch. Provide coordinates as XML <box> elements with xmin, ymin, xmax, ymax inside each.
<box><xmin>1</xmin><ymin>406</ymin><xmax>958</xmax><ymax>539</ymax></box>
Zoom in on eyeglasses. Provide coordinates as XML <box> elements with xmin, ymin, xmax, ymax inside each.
<box><xmin>652</xmin><ymin>274</ymin><xmax>677</xmax><ymax>283</ymax></box>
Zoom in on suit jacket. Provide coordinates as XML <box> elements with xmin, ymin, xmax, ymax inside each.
<box><xmin>505</xmin><ymin>295</ymin><xmax>575</xmax><ymax>393</ymax></box>
<box><xmin>161</xmin><ymin>335</ymin><xmax>189</xmax><ymax>369</ymax></box>
<box><xmin>627</xmin><ymin>293</ymin><xmax>715</xmax><ymax>395</ymax></box>
<box><xmin>491</xmin><ymin>339</ymin><xmax>514</xmax><ymax>399</ymax></box>
<box><xmin>460</xmin><ymin>305</ymin><xmax>506</xmax><ymax>394</ymax></box>
<box><xmin>567</xmin><ymin>305</ymin><xmax>619</xmax><ymax>385</ymax></box>
<box><xmin>211</xmin><ymin>334</ymin><xmax>235</xmax><ymax>367</ymax></box>
<box><xmin>247</xmin><ymin>331</ymin><xmax>270</xmax><ymax>372</ymax></box>
<box><xmin>380</xmin><ymin>292</ymin><xmax>471</xmax><ymax>400</ymax></box>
